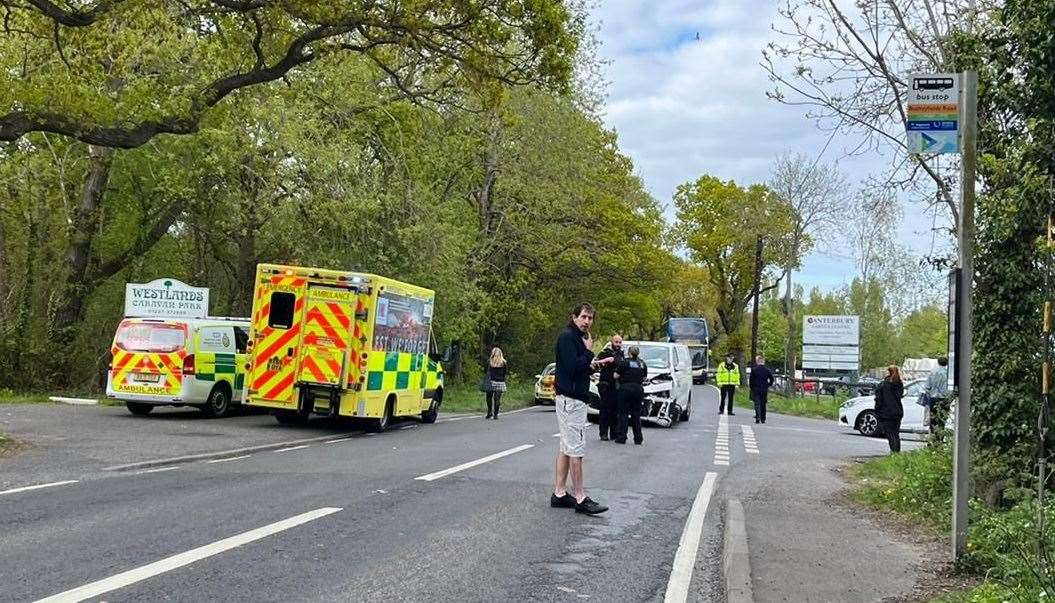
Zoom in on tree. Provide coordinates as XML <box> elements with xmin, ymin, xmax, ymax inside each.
<box><xmin>0</xmin><ymin>1</ymin><xmax>582</xmax><ymax>147</ymax></box>
<box><xmin>673</xmin><ymin>176</ymin><xmax>795</xmax><ymax>379</ymax></box>
<box><xmin>769</xmin><ymin>152</ymin><xmax>847</xmax><ymax>385</ymax></box>
<box><xmin>763</xmin><ymin>0</ymin><xmax>976</xmax><ymax>231</ymax></box>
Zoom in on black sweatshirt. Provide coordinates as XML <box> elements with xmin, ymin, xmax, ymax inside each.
<box><xmin>554</xmin><ymin>323</ymin><xmax>595</xmax><ymax>401</ymax></box>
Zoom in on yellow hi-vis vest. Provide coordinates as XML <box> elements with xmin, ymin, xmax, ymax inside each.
<box><xmin>716</xmin><ymin>363</ymin><xmax>740</xmax><ymax>386</ymax></box>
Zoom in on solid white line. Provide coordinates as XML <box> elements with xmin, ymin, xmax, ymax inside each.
<box><xmin>664</xmin><ymin>472</ymin><xmax>718</xmax><ymax>603</ymax></box>
<box><xmin>135</xmin><ymin>467</ymin><xmax>179</xmax><ymax>475</ymax></box>
<box><xmin>205</xmin><ymin>455</ymin><xmax>250</xmax><ymax>464</ymax></box>
<box><xmin>0</xmin><ymin>480</ymin><xmax>79</xmax><ymax>496</ymax></box>
<box><xmin>274</xmin><ymin>445</ymin><xmax>309</xmax><ymax>453</ymax></box>
<box><xmin>325</xmin><ymin>438</ymin><xmax>353</xmax><ymax>444</ymax></box>
<box><xmin>34</xmin><ymin>507</ymin><xmax>342</xmax><ymax>603</ymax></box>
<box><xmin>552</xmin><ymin>433</ymin><xmax>560</xmax><ymax>437</ymax></box>
<box><xmin>414</xmin><ymin>444</ymin><xmax>535</xmax><ymax>482</ymax></box>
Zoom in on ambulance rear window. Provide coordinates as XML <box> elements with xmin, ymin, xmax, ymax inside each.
<box><xmin>268</xmin><ymin>292</ymin><xmax>296</xmax><ymax>329</ymax></box>
<box><xmin>115</xmin><ymin>323</ymin><xmax>186</xmax><ymax>353</ymax></box>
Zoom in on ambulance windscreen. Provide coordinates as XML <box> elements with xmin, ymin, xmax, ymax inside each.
<box><xmin>115</xmin><ymin>323</ymin><xmax>186</xmax><ymax>353</ymax></box>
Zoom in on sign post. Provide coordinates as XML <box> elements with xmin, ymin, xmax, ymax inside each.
<box><xmin>907</xmin><ymin>74</ymin><xmax>960</xmax><ymax>154</ymax></box>
<box><xmin>124</xmin><ymin>278</ymin><xmax>209</xmax><ymax>319</ymax></box>
<box><xmin>801</xmin><ymin>315</ymin><xmax>860</xmax><ymax>372</ymax></box>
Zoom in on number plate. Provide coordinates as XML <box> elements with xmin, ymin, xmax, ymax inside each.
<box><xmin>131</xmin><ymin>373</ymin><xmax>161</xmax><ymax>384</ymax></box>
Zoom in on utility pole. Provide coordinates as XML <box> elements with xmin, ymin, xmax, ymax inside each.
<box><xmin>952</xmin><ymin>70</ymin><xmax>977</xmax><ymax>560</ymax></box>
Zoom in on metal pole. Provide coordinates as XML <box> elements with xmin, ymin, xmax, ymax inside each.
<box><xmin>952</xmin><ymin>70</ymin><xmax>977</xmax><ymax>560</ymax></box>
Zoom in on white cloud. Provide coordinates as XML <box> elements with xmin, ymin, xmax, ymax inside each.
<box><xmin>589</xmin><ymin>0</ymin><xmax>947</xmax><ymax>292</ymax></box>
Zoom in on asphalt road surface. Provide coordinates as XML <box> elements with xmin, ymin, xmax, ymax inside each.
<box><xmin>1</xmin><ymin>386</ymin><xmax>922</xmax><ymax>602</ymax></box>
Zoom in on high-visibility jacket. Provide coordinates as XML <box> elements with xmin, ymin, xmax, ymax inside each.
<box><xmin>716</xmin><ymin>362</ymin><xmax>740</xmax><ymax>386</ymax></box>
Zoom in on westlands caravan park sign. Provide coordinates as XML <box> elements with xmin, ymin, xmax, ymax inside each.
<box><xmin>124</xmin><ymin>278</ymin><xmax>209</xmax><ymax>319</ymax></box>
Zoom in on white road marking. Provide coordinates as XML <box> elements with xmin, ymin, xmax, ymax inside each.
<box><xmin>325</xmin><ymin>438</ymin><xmax>353</xmax><ymax>444</ymax></box>
<box><xmin>34</xmin><ymin>507</ymin><xmax>342</xmax><ymax>603</ymax></box>
<box><xmin>713</xmin><ymin>415</ymin><xmax>730</xmax><ymax>466</ymax></box>
<box><xmin>553</xmin><ymin>433</ymin><xmax>561</xmax><ymax>437</ymax></box>
<box><xmin>664</xmin><ymin>471</ymin><xmax>718</xmax><ymax>603</ymax></box>
<box><xmin>742</xmin><ymin>425</ymin><xmax>759</xmax><ymax>455</ymax></box>
<box><xmin>415</xmin><ymin>444</ymin><xmax>535</xmax><ymax>481</ymax></box>
<box><xmin>0</xmin><ymin>480</ymin><xmax>79</xmax><ymax>496</ymax></box>
<box><xmin>274</xmin><ymin>445</ymin><xmax>309</xmax><ymax>453</ymax></box>
<box><xmin>205</xmin><ymin>455</ymin><xmax>250</xmax><ymax>464</ymax></box>
<box><xmin>135</xmin><ymin>467</ymin><xmax>179</xmax><ymax>475</ymax></box>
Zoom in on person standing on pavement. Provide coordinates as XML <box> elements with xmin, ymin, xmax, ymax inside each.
<box><xmin>551</xmin><ymin>303</ymin><xmax>611</xmax><ymax>515</ymax></box>
<box><xmin>613</xmin><ymin>345</ymin><xmax>648</xmax><ymax>445</ymax></box>
<box><xmin>749</xmin><ymin>355</ymin><xmax>774</xmax><ymax>424</ymax></box>
<box><xmin>874</xmin><ymin>365</ymin><xmax>905</xmax><ymax>453</ymax></box>
<box><xmin>484</xmin><ymin>347</ymin><xmax>508</xmax><ymax>419</ymax></box>
<box><xmin>924</xmin><ymin>357</ymin><xmax>950</xmax><ymax>433</ymax></box>
<box><xmin>595</xmin><ymin>335</ymin><xmax>625</xmax><ymax>441</ymax></box>
<box><xmin>716</xmin><ymin>353</ymin><xmax>740</xmax><ymax>415</ymax></box>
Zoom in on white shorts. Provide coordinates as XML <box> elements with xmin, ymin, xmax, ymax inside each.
<box><xmin>555</xmin><ymin>394</ymin><xmax>587</xmax><ymax>458</ymax></box>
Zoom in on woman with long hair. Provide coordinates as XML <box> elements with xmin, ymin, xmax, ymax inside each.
<box><xmin>874</xmin><ymin>365</ymin><xmax>905</xmax><ymax>453</ymax></box>
<box><xmin>485</xmin><ymin>347</ymin><xmax>508</xmax><ymax>419</ymax></box>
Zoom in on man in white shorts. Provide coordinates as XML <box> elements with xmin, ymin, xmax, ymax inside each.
<box><xmin>550</xmin><ymin>303</ymin><xmax>610</xmax><ymax>515</ymax></box>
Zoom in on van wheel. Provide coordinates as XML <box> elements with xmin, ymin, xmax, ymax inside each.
<box><xmin>368</xmin><ymin>397</ymin><xmax>394</xmax><ymax>432</ymax></box>
<box><xmin>275</xmin><ymin>409</ymin><xmax>310</xmax><ymax>425</ymax></box>
<box><xmin>201</xmin><ymin>385</ymin><xmax>232</xmax><ymax>418</ymax></box>
<box><xmin>421</xmin><ymin>390</ymin><xmax>441</xmax><ymax>424</ymax></box>
<box><xmin>126</xmin><ymin>401</ymin><xmax>153</xmax><ymax>416</ymax></box>
<box><xmin>681</xmin><ymin>394</ymin><xmax>692</xmax><ymax>421</ymax></box>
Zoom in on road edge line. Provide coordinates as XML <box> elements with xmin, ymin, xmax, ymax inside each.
<box><xmin>722</xmin><ymin>498</ymin><xmax>754</xmax><ymax>603</ymax></box>
<box><xmin>664</xmin><ymin>471</ymin><xmax>718</xmax><ymax>603</ymax></box>
<box><xmin>101</xmin><ymin>434</ymin><xmax>353</xmax><ymax>472</ymax></box>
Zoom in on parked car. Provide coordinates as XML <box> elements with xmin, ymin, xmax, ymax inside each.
<box><xmin>534</xmin><ymin>362</ymin><xmax>600</xmax><ymax>407</ymax></box>
<box><xmin>586</xmin><ymin>341</ymin><xmax>694</xmax><ymax>427</ymax></box>
<box><xmin>838</xmin><ymin>379</ymin><xmax>929</xmax><ymax>436</ymax></box>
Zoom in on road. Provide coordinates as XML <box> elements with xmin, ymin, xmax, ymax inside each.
<box><xmin>1</xmin><ymin>386</ymin><xmax>923</xmax><ymax>602</ymax></box>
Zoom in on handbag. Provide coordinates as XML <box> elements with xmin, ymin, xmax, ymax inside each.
<box><xmin>478</xmin><ymin>376</ymin><xmax>491</xmax><ymax>392</ymax></box>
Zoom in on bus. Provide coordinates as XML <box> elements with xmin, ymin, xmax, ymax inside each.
<box><xmin>666</xmin><ymin>317</ymin><xmax>710</xmax><ymax>384</ymax></box>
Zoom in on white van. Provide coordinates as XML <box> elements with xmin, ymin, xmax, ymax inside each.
<box><xmin>586</xmin><ymin>341</ymin><xmax>694</xmax><ymax>427</ymax></box>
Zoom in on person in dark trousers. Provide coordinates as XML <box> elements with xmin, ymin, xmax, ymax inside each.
<box><xmin>924</xmin><ymin>357</ymin><xmax>950</xmax><ymax>433</ymax></box>
<box><xmin>595</xmin><ymin>335</ymin><xmax>625</xmax><ymax>441</ymax></box>
<box><xmin>749</xmin><ymin>355</ymin><xmax>774</xmax><ymax>424</ymax></box>
<box><xmin>484</xmin><ymin>347</ymin><xmax>507</xmax><ymax>419</ymax></box>
<box><xmin>613</xmin><ymin>345</ymin><xmax>648</xmax><ymax>445</ymax></box>
<box><xmin>550</xmin><ymin>303</ymin><xmax>611</xmax><ymax>515</ymax></box>
<box><xmin>874</xmin><ymin>365</ymin><xmax>905</xmax><ymax>453</ymax></box>
<box><xmin>716</xmin><ymin>354</ymin><xmax>740</xmax><ymax>415</ymax></box>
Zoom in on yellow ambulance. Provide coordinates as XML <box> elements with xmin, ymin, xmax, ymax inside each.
<box><xmin>243</xmin><ymin>263</ymin><xmax>446</xmax><ymax>431</ymax></box>
<box><xmin>106</xmin><ymin>316</ymin><xmax>250</xmax><ymax>417</ymax></box>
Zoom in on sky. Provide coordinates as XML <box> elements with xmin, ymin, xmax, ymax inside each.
<box><xmin>588</xmin><ymin>0</ymin><xmax>949</xmax><ymax>292</ymax></box>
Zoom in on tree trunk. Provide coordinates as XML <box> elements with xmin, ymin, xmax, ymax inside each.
<box><xmin>0</xmin><ymin>212</ymin><xmax>8</xmax><ymax>319</ymax></box>
<box><xmin>750</xmin><ymin>236</ymin><xmax>763</xmax><ymax>366</ymax></box>
<box><xmin>52</xmin><ymin>145</ymin><xmax>115</xmax><ymax>348</ymax></box>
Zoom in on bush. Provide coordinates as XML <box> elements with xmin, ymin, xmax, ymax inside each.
<box><xmin>849</xmin><ymin>439</ymin><xmax>954</xmax><ymax>531</ymax></box>
<box><xmin>961</xmin><ymin>497</ymin><xmax>1055</xmax><ymax>599</ymax></box>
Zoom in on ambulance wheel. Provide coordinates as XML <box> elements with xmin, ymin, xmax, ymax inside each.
<box><xmin>126</xmin><ymin>402</ymin><xmax>153</xmax><ymax>416</ymax></box>
<box><xmin>421</xmin><ymin>390</ymin><xmax>441</xmax><ymax>424</ymax></box>
<box><xmin>367</xmin><ymin>396</ymin><xmax>394</xmax><ymax>432</ymax></box>
<box><xmin>200</xmin><ymin>385</ymin><xmax>232</xmax><ymax>418</ymax></box>
<box><xmin>274</xmin><ymin>408</ymin><xmax>310</xmax><ymax>425</ymax></box>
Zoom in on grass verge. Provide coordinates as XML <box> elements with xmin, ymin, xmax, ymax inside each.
<box><xmin>733</xmin><ymin>388</ymin><xmax>845</xmax><ymax>420</ymax></box>
<box><xmin>441</xmin><ymin>379</ymin><xmax>536</xmax><ymax>414</ymax></box>
<box><xmin>0</xmin><ymin>389</ymin><xmax>55</xmax><ymax>405</ymax></box>
<box><xmin>847</xmin><ymin>441</ymin><xmax>1055</xmax><ymax>601</ymax></box>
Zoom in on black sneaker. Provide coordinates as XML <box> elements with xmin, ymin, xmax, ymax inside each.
<box><xmin>575</xmin><ymin>497</ymin><xmax>608</xmax><ymax>515</ymax></box>
<box><xmin>600</xmin><ymin>435</ymin><xmax>609</xmax><ymax>441</ymax></box>
<box><xmin>550</xmin><ymin>493</ymin><xmax>577</xmax><ymax>508</ymax></box>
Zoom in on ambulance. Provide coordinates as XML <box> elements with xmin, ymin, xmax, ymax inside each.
<box><xmin>106</xmin><ymin>316</ymin><xmax>250</xmax><ymax>417</ymax></box>
<box><xmin>243</xmin><ymin>263</ymin><xmax>446</xmax><ymax>431</ymax></box>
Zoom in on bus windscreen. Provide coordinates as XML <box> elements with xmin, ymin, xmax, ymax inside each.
<box><xmin>667</xmin><ymin>318</ymin><xmax>709</xmax><ymax>343</ymax></box>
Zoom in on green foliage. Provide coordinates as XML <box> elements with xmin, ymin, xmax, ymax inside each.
<box><xmin>441</xmin><ymin>379</ymin><xmax>535</xmax><ymax>413</ymax></box>
<box><xmin>733</xmin><ymin>387</ymin><xmax>844</xmax><ymax>420</ymax></box>
<box><xmin>848</xmin><ymin>440</ymin><xmax>954</xmax><ymax>531</ymax></box>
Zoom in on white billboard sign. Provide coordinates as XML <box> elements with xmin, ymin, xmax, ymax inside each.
<box><xmin>802</xmin><ymin>359</ymin><xmax>861</xmax><ymax>371</ymax></box>
<box><xmin>125</xmin><ymin>278</ymin><xmax>209</xmax><ymax>319</ymax></box>
<box><xmin>803</xmin><ymin>315</ymin><xmax>859</xmax><ymax>346</ymax></box>
<box><xmin>802</xmin><ymin>345</ymin><xmax>860</xmax><ymax>357</ymax></box>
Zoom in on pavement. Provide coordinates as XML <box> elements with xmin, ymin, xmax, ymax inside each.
<box><xmin>1</xmin><ymin>386</ymin><xmax>928</xmax><ymax>602</ymax></box>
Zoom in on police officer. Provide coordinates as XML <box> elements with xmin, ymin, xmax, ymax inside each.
<box><xmin>595</xmin><ymin>335</ymin><xmax>625</xmax><ymax>441</ymax></box>
<box><xmin>613</xmin><ymin>345</ymin><xmax>648</xmax><ymax>445</ymax></box>
<box><xmin>716</xmin><ymin>353</ymin><xmax>740</xmax><ymax>415</ymax></box>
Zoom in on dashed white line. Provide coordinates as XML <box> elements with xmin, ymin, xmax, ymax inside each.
<box><xmin>33</xmin><ymin>507</ymin><xmax>343</xmax><ymax>603</ymax></box>
<box><xmin>0</xmin><ymin>480</ymin><xmax>79</xmax><ymax>496</ymax></box>
<box><xmin>664</xmin><ymin>471</ymin><xmax>719</xmax><ymax>603</ymax></box>
<box><xmin>713</xmin><ymin>415</ymin><xmax>731</xmax><ymax>466</ymax></box>
<box><xmin>135</xmin><ymin>466</ymin><xmax>179</xmax><ymax>475</ymax></box>
<box><xmin>742</xmin><ymin>425</ymin><xmax>759</xmax><ymax>455</ymax></box>
<box><xmin>415</xmin><ymin>444</ymin><xmax>535</xmax><ymax>481</ymax></box>
<box><xmin>274</xmin><ymin>445</ymin><xmax>309</xmax><ymax>453</ymax></box>
<box><xmin>206</xmin><ymin>455</ymin><xmax>251</xmax><ymax>464</ymax></box>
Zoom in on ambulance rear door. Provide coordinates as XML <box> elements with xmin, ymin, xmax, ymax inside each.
<box><xmin>248</xmin><ymin>275</ymin><xmax>308</xmax><ymax>407</ymax></box>
<box><xmin>296</xmin><ymin>285</ymin><xmax>358</xmax><ymax>390</ymax></box>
